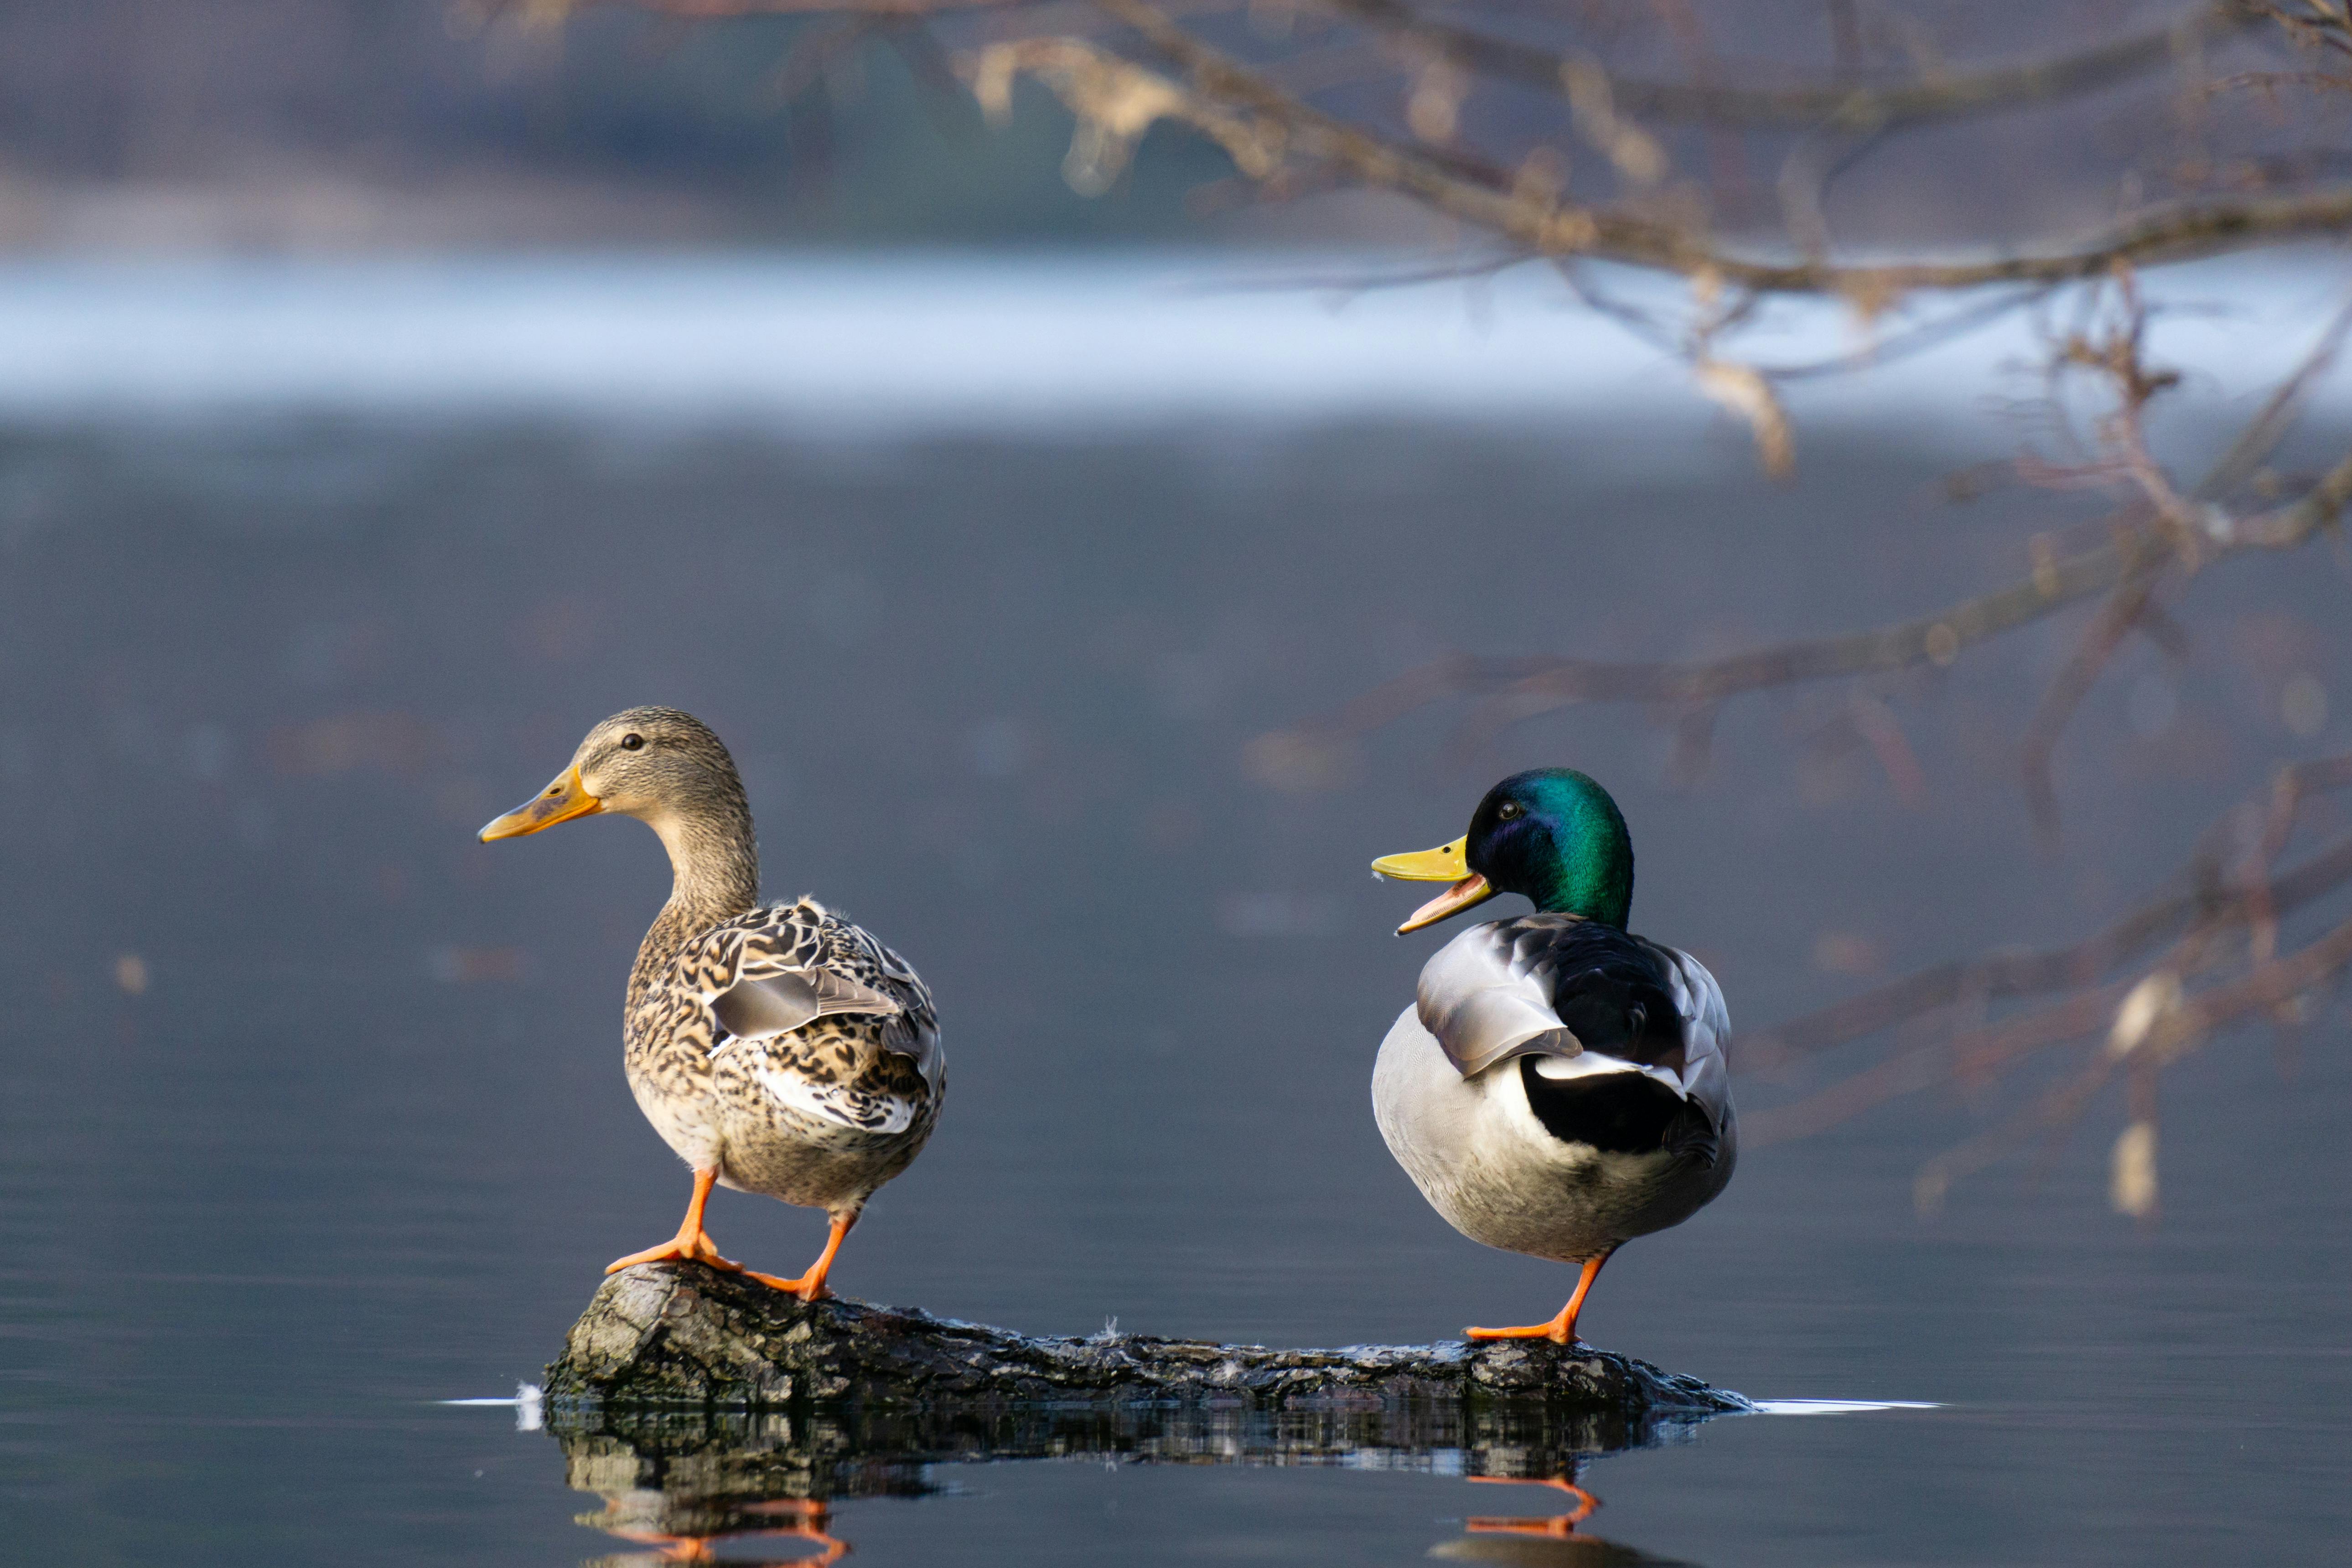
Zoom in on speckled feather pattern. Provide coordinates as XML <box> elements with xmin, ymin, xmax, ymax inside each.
<box><xmin>624</xmin><ymin>895</ymin><xmax>942</xmax><ymax>1219</ymax></box>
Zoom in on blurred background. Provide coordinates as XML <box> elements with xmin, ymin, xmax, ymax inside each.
<box><xmin>0</xmin><ymin>3</ymin><xmax>2347</xmax><ymax>1566</ymax></box>
<box><xmin>0</xmin><ymin>0</ymin><xmax>1233</xmax><ymax>247</ymax></box>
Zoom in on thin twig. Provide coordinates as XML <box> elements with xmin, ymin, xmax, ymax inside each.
<box><xmin>2019</xmin><ymin>563</ymin><xmax>2166</xmax><ymax>844</ymax></box>
<box><xmin>1249</xmin><ymin>340</ymin><xmax>2352</xmax><ymax>774</ymax></box>
<box><xmin>1074</xmin><ymin>0</ymin><xmax>2352</xmax><ymax>296</ymax></box>
<box><xmin>1313</xmin><ymin>0</ymin><xmax>2265</xmax><ymax>132</ymax></box>
<box><xmin>1741</xmin><ymin>758</ymin><xmax>2352</xmax><ymax>1069</ymax></box>
<box><xmin>575</xmin><ymin>0</ymin><xmax>2352</xmax><ymax>296</ymax></box>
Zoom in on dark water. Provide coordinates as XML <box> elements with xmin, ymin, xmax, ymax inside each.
<box><xmin>1</xmin><ymin>412</ymin><xmax>2347</xmax><ymax>1565</ymax></box>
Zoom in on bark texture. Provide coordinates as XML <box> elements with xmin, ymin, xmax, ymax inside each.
<box><xmin>546</xmin><ymin>1262</ymin><xmax>1751</xmax><ymax>1419</ymax></box>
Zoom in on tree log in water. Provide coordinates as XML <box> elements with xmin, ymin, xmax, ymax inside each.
<box><xmin>546</xmin><ymin>1263</ymin><xmax>1751</xmax><ymax>1419</ymax></box>
<box><xmin>554</xmin><ymin>1397</ymin><xmax>1725</xmax><ymax>1564</ymax></box>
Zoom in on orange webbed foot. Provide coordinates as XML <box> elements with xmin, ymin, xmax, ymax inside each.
<box><xmin>741</xmin><ymin>1269</ymin><xmax>832</xmax><ymax>1302</ymax></box>
<box><xmin>1466</xmin><ymin>1248</ymin><xmax>1614</xmax><ymax>1346</ymax></box>
<box><xmin>738</xmin><ymin>1214</ymin><xmax>855</xmax><ymax>1303</ymax></box>
<box><xmin>604</xmin><ymin>1235</ymin><xmax>743</xmax><ymax>1276</ymax></box>
<box><xmin>1465</xmin><ymin>1304</ymin><xmax>1580</xmax><ymax>1344</ymax></box>
<box><xmin>606</xmin><ymin>1167</ymin><xmax>745</xmax><ymax>1276</ymax></box>
<box><xmin>1464</xmin><ymin>1320</ymin><xmax>1579</xmax><ymax>1344</ymax></box>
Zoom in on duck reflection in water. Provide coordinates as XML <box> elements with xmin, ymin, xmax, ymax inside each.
<box><xmin>1433</xmin><ymin>1472</ymin><xmax>1699</xmax><ymax>1567</ymax></box>
<box><xmin>577</xmin><ymin>1490</ymin><xmax>847</xmax><ymax>1566</ymax></box>
<box><xmin>555</xmin><ymin>1400</ymin><xmax>1717</xmax><ymax>1567</ymax></box>
<box><xmin>558</xmin><ymin>1408</ymin><xmax>906</xmax><ymax>1567</ymax></box>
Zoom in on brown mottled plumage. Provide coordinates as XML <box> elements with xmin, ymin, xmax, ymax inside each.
<box><xmin>482</xmin><ymin>707</ymin><xmax>941</xmax><ymax>1300</ymax></box>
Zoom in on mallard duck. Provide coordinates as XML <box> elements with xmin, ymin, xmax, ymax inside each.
<box><xmin>1370</xmin><ymin>768</ymin><xmax>1732</xmax><ymax>1344</ymax></box>
<box><xmin>480</xmin><ymin>707</ymin><xmax>940</xmax><ymax>1300</ymax></box>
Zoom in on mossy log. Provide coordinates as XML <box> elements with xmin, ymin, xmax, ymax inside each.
<box><xmin>546</xmin><ymin>1263</ymin><xmax>1750</xmax><ymax>1423</ymax></box>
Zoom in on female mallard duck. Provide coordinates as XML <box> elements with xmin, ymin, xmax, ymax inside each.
<box><xmin>480</xmin><ymin>707</ymin><xmax>940</xmax><ymax>1300</ymax></box>
<box><xmin>1370</xmin><ymin>768</ymin><xmax>1732</xmax><ymax>1344</ymax></box>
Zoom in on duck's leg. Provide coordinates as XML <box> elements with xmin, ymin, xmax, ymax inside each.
<box><xmin>588</xmin><ymin>1498</ymin><xmax>843</xmax><ymax>1564</ymax></box>
<box><xmin>597</xmin><ymin>1526</ymin><xmax>716</xmax><ymax>1561</ymax></box>
<box><xmin>1466</xmin><ymin>1475</ymin><xmax>1600</xmax><ymax>1537</ymax></box>
<box><xmin>740</xmin><ymin>1499</ymin><xmax>850</xmax><ymax>1567</ymax></box>
<box><xmin>605</xmin><ymin>1167</ymin><xmax>745</xmax><ymax>1274</ymax></box>
<box><xmin>1466</xmin><ymin>1245</ymin><xmax>1616</xmax><ymax>1344</ymax></box>
<box><xmin>743</xmin><ymin>1211</ymin><xmax>856</xmax><ymax>1302</ymax></box>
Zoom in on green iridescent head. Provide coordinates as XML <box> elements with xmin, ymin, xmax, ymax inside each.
<box><xmin>1373</xmin><ymin>768</ymin><xmax>1635</xmax><ymax>933</ymax></box>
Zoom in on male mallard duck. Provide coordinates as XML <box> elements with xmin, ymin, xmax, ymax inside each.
<box><xmin>481</xmin><ymin>707</ymin><xmax>940</xmax><ymax>1300</ymax></box>
<box><xmin>1370</xmin><ymin>768</ymin><xmax>1732</xmax><ymax>1344</ymax></box>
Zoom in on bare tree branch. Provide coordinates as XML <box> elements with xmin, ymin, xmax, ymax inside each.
<box><xmin>1069</xmin><ymin>0</ymin><xmax>2352</xmax><ymax>297</ymax></box>
<box><xmin>1742</xmin><ymin>821</ymin><xmax>2352</xmax><ymax>1070</ymax></box>
<box><xmin>1315</xmin><ymin>0</ymin><xmax>2265</xmax><ymax>132</ymax></box>
<box><xmin>1743</xmin><ymin>751</ymin><xmax>2352</xmax><ymax>1170</ymax></box>
<box><xmin>2018</xmin><ymin>564</ymin><xmax>2167</xmax><ymax>843</ymax></box>
<box><xmin>1898</xmin><ymin>898</ymin><xmax>2352</xmax><ymax>1210</ymax></box>
<box><xmin>569</xmin><ymin>0</ymin><xmax>2352</xmax><ymax>295</ymax></box>
<box><xmin>1249</xmin><ymin>371</ymin><xmax>2352</xmax><ymax>785</ymax></box>
<box><xmin>576</xmin><ymin>0</ymin><xmax>1034</xmax><ymax>16</ymax></box>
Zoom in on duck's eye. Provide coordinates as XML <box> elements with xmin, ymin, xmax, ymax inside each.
<box><xmin>1497</xmin><ymin>801</ymin><xmax>1523</xmax><ymax>820</ymax></box>
<box><xmin>621</xmin><ymin>734</ymin><xmax>644</xmax><ymax>751</ymax></box>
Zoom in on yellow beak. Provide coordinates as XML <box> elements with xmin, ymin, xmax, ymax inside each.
<box><xmin>479</xmin><ymin>763</ymin><xmax>603</xmax><ymax>841</ymax></box>
<box><xmin>1371</xmin><ymin>836</ymin><xmax>1497</xmax><ymax>935</ymax></box>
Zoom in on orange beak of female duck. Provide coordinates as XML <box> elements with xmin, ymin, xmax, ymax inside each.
<box><xmin>479</xmin><ymin>763</ymin><xmax>603</xmax><ymax>841</ymax></box>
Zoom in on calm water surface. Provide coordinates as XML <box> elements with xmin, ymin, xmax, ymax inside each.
<box><xmin>0</xmin><ymin>353</ymin><xmax>2346</xmax><ymax>1564</ymax></box>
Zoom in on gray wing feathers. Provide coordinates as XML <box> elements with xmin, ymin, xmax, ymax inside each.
<box><xmin>711</xmin><ymin>967</ymin><xmax>901</xmax><ymax>1042</ymax></box>
<box><xmin>1416</xmin><ymin>921</ymin><xmax>1735</xmax><ymax>1132</ymax></box>
<box><xmin>1415</xmin><ymin>923</ymin><xmax>1585</xmax><ymax>1077</ymax></box>
<box><xmin>1650</xmin><ymin>943</ymin><xmax>1734</xmax><ymax>1128</ymax></box>
<box><xmin>888</xmin><ymin>1010</ymin><xmax>945</xmax><ymax>1095</ymax></box>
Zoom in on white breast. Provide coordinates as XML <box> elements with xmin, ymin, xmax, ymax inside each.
<box><xmin>1371</xmin><ymin>1005</ymin><xmax>1722</xmax><ymax>1264</ymax></box>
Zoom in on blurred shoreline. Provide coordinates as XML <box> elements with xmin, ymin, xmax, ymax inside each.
<box><xmin>0</xmin><ymin>169</ymin><xmax>760</xmax><ymax>254</ymax></box>
<box><xmin>0</xmin><ymin>247</ymin><xmax>2342</xmax><ymax>448</ymax></box>
<box><xmin>0</xmin><ymin>173</ymin><xmax>1451</xmax><ymax>256</ymax></box>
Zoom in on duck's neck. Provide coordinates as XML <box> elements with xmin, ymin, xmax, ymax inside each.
<box><xmin>1531</xmin><ymin>811</ymin><xmax>1634</xmax><ymax>931</ymax></box>
<box><xmin>1533</xmin><ymin>852</ymin><xmax>1633</xmax><ymax>931</ymax></box>
<box><xmin>627</xmin><ymin>791</ymin><xmax>761</xmax><ymax>1008</ymax></box>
